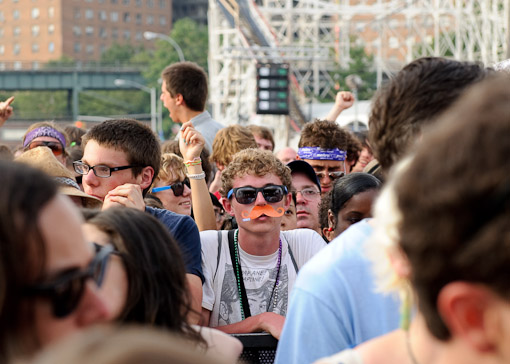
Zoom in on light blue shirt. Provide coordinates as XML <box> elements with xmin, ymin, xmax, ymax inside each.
<box><xmin>189</xmin><ymin>111</ymin><xmax>224</xmax><ymax>154</ymax></box>
<box><xmin>275</xmin><ymin>220</ymin><xmax>400</xmax><ymax>364</ymax></box>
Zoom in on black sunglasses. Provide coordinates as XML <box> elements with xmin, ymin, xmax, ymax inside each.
<box><xmin>23</xmin><ymin>244</ymin><xmax>114</xmax><ymax>318</ymax></box>
<box><xmin>151</xmin><ymin>178</ymin><xmax>191</xmax><ymax>196</ymax></box>
<box><xmin>227</xmin><ymin>185</ymin><xmax>288</xmax><ymax>205</ymax></box>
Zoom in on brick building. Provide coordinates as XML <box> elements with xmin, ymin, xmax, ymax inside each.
<box><xmin>0</xmin><ymin>0</ymin><xmax>172</xmax><ymax>68</ymax></box>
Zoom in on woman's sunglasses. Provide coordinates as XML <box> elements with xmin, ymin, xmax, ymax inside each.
<box><xmin>151</xmin><ymin>178</ymin><xmax>190</xmax><ymax>196</ymax></box>
<box><xmin>23</xmin><ymin>244</ymin><xmax>114</xmax><ymax>318</ymax></box>
<box><xmin>227</xmin><ymin>185</ymin><xmax>288</xmax><ymax>205</ymax></box>
<box><xmin>26</xmin><ymin>140</ymin><xmax>64</xmax><ymax>156</ymax></box>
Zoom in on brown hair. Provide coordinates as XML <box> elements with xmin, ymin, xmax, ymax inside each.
<box><xmin>220</xmin><ymin>148</ymin><xmax>292</xmax><ymax>198</ymax></box>
<box><xmin>211</xmin><ymin>125</ymin><xmax>257</xmax><ymax>168</ymax></box>
<box><xmin>82</xmin><ymin>119</ymin><xmax>161</xmax><ymax>196</ymax></box>
<box><xmin>395</xmin><ymin>75</ymin><xmax>510</xmax><ymax>341</ymax></box>
<box><xmin>298</xmin><ymin>119</ymin><xmax>361</xmax><ymax>163</ymax></box>
<box><xmin>247</xmin><ymin>124</ymin><xmax>275</xmax><ymax>151</ymax></box>
<box><xmin>368</xmin><ymin>57</ymin><xmax>489</xmax><ymax>175</ymax></box>
<box><xmin>161</xmin><ymin>62</ymin><xmax>208</xmax><ymax>112</ymax></box>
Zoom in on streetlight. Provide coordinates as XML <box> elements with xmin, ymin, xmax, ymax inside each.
<box><xmin>144</xmin><ymin>31</ymin><xmax>185</xmax><ymax>63</ymax></box>
<box><xmin>114</xmin><ymin>79</ymin><xmax>157</xmax><ymax>133</ymax></box>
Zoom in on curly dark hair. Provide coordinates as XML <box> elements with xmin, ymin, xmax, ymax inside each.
<box><xmin>395</xmin><ymin>75</ymin><xmax>510</xmax><ymax>341</ymax></box>
<box><xmin>298</xmin><ymin>119</ymin><xmax>361</xmax><ymax>165</ymax></box>
<box><xmin>368</xmin><ymin>57</ymin><xmax>490</xmax><ymax>175</ymax></box>
<box><xmin>161</xmin><ymin>139</ymin><xmax>213</xmax><ymax>185</ymax></box>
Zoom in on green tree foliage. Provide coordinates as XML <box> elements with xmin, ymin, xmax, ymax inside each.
<box><xmin>332</xmin><ymin>44</ymin><xmax>377</xmax><ymax>101</ymax></box>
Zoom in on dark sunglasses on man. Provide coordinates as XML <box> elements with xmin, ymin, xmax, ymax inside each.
<box><xmin>26</xmin><ymin>140</ymin><xmax>64</xmax><ymax>156</ymax></box>
<box><xmin>227</xmin><ymin>184</ymin><xmax>288</xmax><ymax>205</ymax></box>
<box><xmin>151</xmin><ymin>178</ymin><xmax>191</xmax><ymax>196</ymax></box>
<box><xmin>23</xmin><ymin>244</ymin><xmax>115</xmax><ymax>318</ymax></box>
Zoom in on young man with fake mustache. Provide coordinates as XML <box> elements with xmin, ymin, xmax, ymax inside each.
<box><xmin>199</xmin><ymin>148</ymin><xmax>326</xmax><ymax>338</ymax></box>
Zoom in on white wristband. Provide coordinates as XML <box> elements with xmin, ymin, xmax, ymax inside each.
<box><xmin>187</xmin><ymin>172</ymin><xmax>206</xmax><ymax>180</ymax></box>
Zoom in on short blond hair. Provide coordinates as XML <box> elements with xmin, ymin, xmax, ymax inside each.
<box><xmin>153</xmin><ymin>153</ymin><xmax>185</xmax><ymax>187</ymax></box>
<box><xmin>210</xmin><ymin>125</ymin><xmax>257</xmax><ymax>168</ymax></box>
<box><xmin>220</xmin><ymin>148</ymin><xmax>292</xmax><ymax>198</ymax></box>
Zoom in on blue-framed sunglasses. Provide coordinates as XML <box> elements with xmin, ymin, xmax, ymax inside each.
<box><xmin>227</xmin><ymin>185</ymin><xmax>288</xmax><ymax>205</ymax></box>
<box><xmin>151</xmin><ymin>178</ymin><xmax>190</xmax><ymax>196</ymax></box>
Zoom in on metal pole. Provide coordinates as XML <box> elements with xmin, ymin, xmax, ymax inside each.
<box><xmin>150</xmin><ymin>87</ymin><xmax>157</xmax><ymax>132</ymax></box>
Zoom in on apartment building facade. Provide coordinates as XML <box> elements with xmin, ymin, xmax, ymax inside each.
<box><xmin>0</xmin><ymin>0</ymin><xmax>172</xmax><ymax>68</ymax></box>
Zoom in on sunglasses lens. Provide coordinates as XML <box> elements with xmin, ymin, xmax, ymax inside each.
<box><xmin>235</xmin><ymin>188</ymin><xmax>257</xmax><ymax>204</ymax></box>
<box><xmin>262</xmin><ymin>186</ymin><xmax>285</xmax><ymax>203</ymax></box>
<box><xmin>29</xmin><ymin>141</ymin><xmax>63</xmax><ymax>156</ymax></box>
<box><xmin>183</xmin><ymin>178</ymin><xmax>191</xmax><ymax>188</ymax></box>
<box><xmin>51</xmin><ymin>276</ymin><xmax>85</xmax><ymax>318</ymax></box>
<box><xmin>172</xmin><ymin>182</ymin><xmax>184</xmax><ymax>196</ymax></box>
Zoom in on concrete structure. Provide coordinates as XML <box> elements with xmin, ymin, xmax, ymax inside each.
<box><xmin>0</xmin><ymin>0</ymin><xmax>172</xmax><ymax>69</ymax></box>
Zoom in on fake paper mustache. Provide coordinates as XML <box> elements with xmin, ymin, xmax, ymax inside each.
<box><xmin>241</xmin><ymin>204</ymin><xmax>285</xmax><ymax>221</ymax></box>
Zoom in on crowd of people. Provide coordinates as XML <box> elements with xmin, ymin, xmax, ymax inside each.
<box><xmin>0</xmin><ymin>57</ymin><xmax>509</xmax><ymax>364</ymax></box>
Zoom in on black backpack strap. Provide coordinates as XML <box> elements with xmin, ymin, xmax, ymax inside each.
<box><xmin>287</xmin><ymin>240</ymin><xmax>299</xmax><ymax>274</ymax></box>
<box><xmin>227</xmin><ymin>229</ymin><xmax>252</xmax><ymax>318</ymax></box>
<box><xmin>213</xmin><ymin>230</ymin><xmax>223</xmax><ymax>282</ymax></box>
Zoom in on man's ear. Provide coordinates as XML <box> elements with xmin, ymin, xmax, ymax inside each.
<box><xmin>327</xmin><ymin>209</ymin><xmax>336</xmax><ymax>230</ymax></box>
<box><xmin>284</xmin><ymin>191</ymin><xmax>292</xmax><ymax>209</ymax></box>
<box><xmin>175</xmin><ymin>93</ymin><xmax>184</xmax><ymax>106</ymax></box>
<box><xmin>221</xmin><ymin>197</ymin><xmax>235</xmax><ymax>217</ymax></box>
<box><xmin>438</xmin><ymin>282</ymin><xmax>500</xmax><ymax>353</ymax></box>
<box><xmin>138</xmin><ymin>166</ymin><xmax>155</xmax><ymax>190</ymax></box>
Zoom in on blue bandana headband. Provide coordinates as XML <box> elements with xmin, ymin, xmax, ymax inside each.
<box><xmin>297</xmin><ymin>147</ymin><xmax>347</xmax><ymax>161</ymax></box>
<box><xmin>23</xmin><ymin>126</ymin><xmax>66</xmax><ymax>148</ymax></box>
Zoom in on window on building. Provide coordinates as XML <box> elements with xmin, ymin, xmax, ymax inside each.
<box><xmin>135</xmin><ymin>0</ymin><xmax>141</xmax><ymax>7</ymax></box>
<box><xmin>147</xmin><ymin>0</ymin><xmax>154</xmax><ymax>8</ymax></box>
<box><xmin>85</xmin><ymin>26</ymin><xmax>94</xmax><ymax>36</ymax></box>
<box><xmin>74</xmin><ymin>8</ymin><xmax>80</xmax><ymax>19</ymax></box>
<box><xmin>13</xmin><ymin>43</ymin><xmax>20</xmax><ymax>55</ymax></box>
<box><xmin>135</xmin><ymin>31</ymin><xmax>142</xmax><ymax>40</ymax></box>
<box><xmin>86</xmin><ymin>44</ymin><xmax>94</xmax><ymax>54</ymax></box>
<box><xmin>13</xmin><ymin>26</ymin><xmax>20</xmax><ymax>36</ymax></box>
<box><xmin>48</xmin><ymin>24</ymin><xmax>55</xmax><ymax>34</ymax></box>
<box><xmin>111</xmin><ymin>12</ymin><xmax>119</xmax><ymax>22</ymax></box>
<box><xmin>123</xmin><ymin>30</ymin><xmax>130</xmax><ymax>40</ymax></box>
<box><xmin>73</xmin><ymin>26</ymin><xmax>81</xmax><ymax>36</ymax></box>
<box><xmin>0</xmin><ymin>28</ymin><xmax>3</xmax><ymax>38</ymax></box>
<box><xmin>31</xmin><ymin>25</ymin><xmax>40</xmax><ymax>37</ymax></box>
<box><xmin>85</xmin><ymin>9</ymin><xmax>93</xmax><ymax>19</ymax></box>
<box><xmin>0</xmin><ymin>11</ymin><xmax>4</xmax><ymax>22</ymax></box>
<box><xmin>159</xmin><ymin>0</ymin><xmax>165</xmax><ymax>9</ymax></box>
<box><xmin>14</xmin><ymin>61</ymin><xmax>22</xmax><ymax>70</ymax></box>
<box><xmin>146</xmin><ymin>15</ymin><xmax>154</xmax><ymax>25</ymax></box>
<box><xmin>100</xmin><ymin>44</ymin><xmax>106</xmax><ymax>54</ymax></box>
<box><xmin>13</xmin><ymin>9</ymin><xmax>20</xmax><ymax>20</ymax></box>
<box><xmin>123</xmin><ymin>12</ymin><xmax>130</xmax><ymax>22</ymax></box>
<box><xmin>135</xmin><ymin>13</ymin><xmax>141</xmax><ymax>24</ymax></box>
<box><xmin>123</xmin><ymin>0</ymin><xmax>130</xmax><ymax>4</ymax></box>
<box><xmin>31</xmin><ymin>43</ymin><xmax>39</xmax><ymax>53</ymax></box>
<box><xmin>112</xmin><ymin>28</ymin><xmax>118</xmax><ymax>39</ymax></box>
<box><xmin>74</xmin><ymin>42</ymin><xmax>81</xmax><ymax>53</ymax></box>
<box><xmin>99</xmin><ymin>27</ymin><xmax>107</xmax><ymax>38</ymax></box>
<box><xmin>48</xmin><ymin>42</ymin><xmax>55</xmax><ymax>53</ymax></box>
<box><xmin>32</xmin><ymin>62</ymin><xmax>40</xmax><ymax>70</ymax></box>
<box><xmin>99</xmin><ymin>10</ymin><xmax>107</xmax><ymax>21</ymax></box>
<box><xmin>0</xmin><ymin>45</ymin><xmax>4</xmax><ymax>55</ymax></box>
<box><xmin>31</xmin><ymin>7</ymin><xmax>39</xmax><ymax>19</ymax></box>
<box><xmin>159</xmin><ymin>15</ymin><xmax>166</xmax><ymax>25</ymax></box>
<box><xmin>111</xmin><ymin>0</ymin><xmax>118</xmax><ymax>3</ymax></box>
<box><xmin>48</xmin><ymin>7</ymin><xmax>55</xmax><ymax>18</ymax></box>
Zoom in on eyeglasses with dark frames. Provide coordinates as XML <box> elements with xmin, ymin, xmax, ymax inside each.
<box><xmin>227</xmin><ymin>185</ymin><xmax>288</xmax><ymax>205</ymax></box>
<box><xmin>73</xmin><ymin>161</ymin><xmax>142</xmax><ymax>178</ymax></box>
<box><xmin>23</xmin><ymin>244</ymin><xmax>115</xmax><ymax>318</ymax></box>
<box><xmin>151</xmin><ymin>178</ymin><xmax>191</xmax><ymax>196</ymax></box>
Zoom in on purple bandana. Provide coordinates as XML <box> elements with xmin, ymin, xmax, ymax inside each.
<box><xmin>23</xmin><ymin>126</ymin><xmax>66</xmax><ymax>148</ymax></box>
<box><xmin>297</xmin><ymin>147</ymin><xmax>347</xmax><ymax>161</ymax></box>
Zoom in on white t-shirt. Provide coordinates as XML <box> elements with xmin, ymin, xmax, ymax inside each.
<box><xmin>201</xmin><ymin>229</ymin><xmax>326</xmax><ymax>327</ymax></box>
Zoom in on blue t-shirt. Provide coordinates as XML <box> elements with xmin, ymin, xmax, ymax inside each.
<box><xmin>146</xmin><ymin>206</ymin><xmax>204</xmax><ymax>283</ymax></box>
<box><xmin>275</xmin><ymin>219</ymin><xmax>400</xmax><ymax>364</ymax></box>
